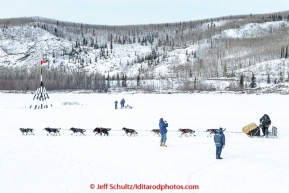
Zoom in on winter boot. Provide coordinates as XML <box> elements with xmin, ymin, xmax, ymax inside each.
<box><xmin>218</xmin><ymin>154</ymin><xmax>223</xmax><ymax>159</ymax></box>
<box><xmin>160</xmin><ymin>142</ymin><xmax>163</xmax><ymax>146</ymax></box>
<box><xmin>216</xmin><ymin>154</ymin><xmax>218</xmax><ymax>159</ymax></box>
<box><xmin>163</xmin><ymin>143</ymin><xmax>167</xmax><ymax>147</ymax></box>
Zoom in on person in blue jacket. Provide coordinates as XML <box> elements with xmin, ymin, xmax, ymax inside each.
<box><xmin>114</xmin><ymin>100</ymin><xmax>118</xmax><ymax>109</ymax></box>
<box><xmin>122</xmin><ymin>98</ymin><xmax>125</xmax><ymax>108</ymax></box>
<box><xmin>214</xmin><ymin>127</ymin><xmax>225</xmax><ymax>159</ymax></box>
<box><xmin>159</xmin><ymin>118</ymin><xmax>168</xmax><ymax>147</ymax></box>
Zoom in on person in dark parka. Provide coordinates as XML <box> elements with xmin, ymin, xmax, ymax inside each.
<box><xmin>122</xmin><ymin>98</ymin><xmax>125</xmax><ymax>108</ymax></box>
<box><xmin>260</xmin><ymin>114</ymin><xmax>271</xmax><ymax>137</ymax></box>
<box><xmin>214</xmin><ymin>127</ymin><xmax>225</xmax><ymax>159</ymax></box>
<box><xmin>114</xmin><ymin>100</ymin><xmax>118</xmax><ymax>109</ymax></box>
<box><xmin>159</xmin><ymin>118</ymin><xmax>168</xmax><ymax>147</ymax></box>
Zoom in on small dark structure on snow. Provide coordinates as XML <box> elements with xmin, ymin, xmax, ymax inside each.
<box><xmin>30</xmin><ymin>59</ymin><xmax>52</xmax><ymax>109</ymax></box>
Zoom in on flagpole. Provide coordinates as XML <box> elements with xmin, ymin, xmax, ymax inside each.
<box><xmin>30</xmin><ymin>59</ymin><xmax>52</xmax><ymax>109</ymax></box>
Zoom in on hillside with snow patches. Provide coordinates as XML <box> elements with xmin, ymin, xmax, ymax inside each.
<box><xmin>1</xmin><ymin>12</ymin><xmax>289</xmax><ymax>91</ymax></box>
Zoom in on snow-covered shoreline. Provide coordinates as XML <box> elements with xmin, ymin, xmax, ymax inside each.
<box><xmin>0</xmin><ymin>93</ymin><xmax>288</xmax><ymax>193</ymax></box>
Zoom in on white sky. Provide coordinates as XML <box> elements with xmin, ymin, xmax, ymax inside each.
<box><xmin>0</xmin><ymin>0</ymin><xmax>288</xmax><ymax>25</ymax></box>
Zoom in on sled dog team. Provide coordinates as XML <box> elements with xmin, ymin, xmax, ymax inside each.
<box><xmin>19</xmin><ymin>114</ymin><xmax>271</xmax><ymax>160</ymax></box>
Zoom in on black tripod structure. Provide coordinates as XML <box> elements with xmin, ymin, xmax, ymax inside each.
<box><xmin>30</xmin><ymin>60</ymin><xmax>52</xmax><ymax>109</ymax></box>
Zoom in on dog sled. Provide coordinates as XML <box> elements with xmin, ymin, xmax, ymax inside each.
<box><xmin>242</xmin><ymin>123</ymin><xmax>278</xmax><ymax>138</ymax></box>
<box><xmin>121</xmin><ymin>104</ymin><xmax>133</xmax><ymax>109</ymax></box>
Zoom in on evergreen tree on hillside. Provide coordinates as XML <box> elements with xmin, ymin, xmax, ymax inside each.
<box><xmin>279</xmin><ymin>72</ymin><xmax>283</xmax><ymax>83</ymax></box>
<box><xmin>281</xmin><ymin>46</ymin><xmax>284</xmax><ymax>58</ymax></box>
<box><xmin>267</xmin><ymin>74</ymin><xmax>271</xmax><ymax>84</ymax></box>
<box><xmin>124</xmin><ymin>74</ymin><xmax>127</xmax><ymax>87</ymax></box>
<box><xmin>239</xmin><ymin>74</ymin><xmax>244</xmax><ymax>89</ymax></box>
<box><xmin>121</xmin><ymin>74</ymin><xmax>124</xmax><ymax>87</ymax></box>
<box><xmin>223</xmin><ymin>63</ymin><xmax>227</xmax><ymax>77</ymax></box>
<box><xmin>137</xmin><ymin>75</ymin><xmax>140</xmax><ymax>86</ymax></box>
<box><xmin>249</xmin><ymin>74</ymin><xmax>257</xmax><ymax>88</ymax></box>
<box><xmin>106</xmin><ymin>72</ymin><xmax>110</xmax><ymax>88</ymax></box>
<box><xmin>110</xmin><ymin>34</ymin><xmax>113</xmax><ymax>53</ymax></box>
<box><xmin>117</xmin><ymin>73</ymin><xmax>120</xmax><ymax>87</ymax></box>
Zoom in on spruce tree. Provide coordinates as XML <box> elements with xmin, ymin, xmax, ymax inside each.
<box><xmin>239</xmin><ymin>74</ymin><xmax>244</xmax><ymax>89</ymax></box>
<box><xmin>121</xmin><ymin>74</ymin><xmax>124</xmax><ymax>87</ymax></box>
<box><xmin>281</xmin><ymin>46</ymin><xmax>284</xmax><ymax>58</ymax></box>
<box><xmin>223</xmin><ymin>63</ymin><xmax>227</xmax><ymax>77</ymax></box>
<box><xmin>107</xmin><ymin>72</ymin><xmax>110</xmax><ymax>88</ymax></box>
<box><xmin>267</xmin><ymin>74</ymin><xmax>271</xmax><ymax>84</ymax></box>
<box><xmin>279</xmin><ymin>72</ymin><xmax>283</xmax><ymax>83</ymax></box>
<box><xmin>110</xmin><ymin>34</ymin><xmax>113</xmax><ymax>53</ymax></box>
<box><xmin>249</xmin><ymin>74</ymin><xmax>257</xmax><ymax>88</ymax></box>
<box><xmin>124</xmin><ymin>75</ymin><xmax>127</xmax><ymax>87</ymax></box>
<box><xmin>117</xmin><ymin>73</ymin><xmax>120</xmax><ymax>87</ymax></box>
<box><xmin>137</xmin><ymin>75</ymin><xmax>140</xmax><ymax>86</ymax></box>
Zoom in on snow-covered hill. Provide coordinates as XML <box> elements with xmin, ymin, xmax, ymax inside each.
<box><xmin>1</xmin><ymin>12</ymin><xmax>289</xmax><ymax>91</ymax></box>
<box><xmin>215</xmin><ymin>21</ymin><xmax>289</xmax><ymax>39</ymax></box>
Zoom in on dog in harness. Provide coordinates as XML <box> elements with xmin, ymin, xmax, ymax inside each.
<box><xmin>44</xmin><ymin>127</ymin><xmax>61</xmax><ymax>136</ymax></box>
<box><xmin>122</xmin><ymin>127</ymin><xmax>138</xmax><ymax>137</ymax></box>
<box><xmin>70</xmin><ymin>127</ymin><xmax>86</xmax><ymax>136</ymax></box>
<box><xmin>20</xmin><ymin>128</ymin><xmax>34</xmax><ymax>136</ymax></box>
<box><xmin>93</xmin><ymin>127</ymin><xmax>111</xmax><ymax>136</ymax></box>
<box><xmin>178</xmin><ymin>129</ymin><xmax>195</xmax><ymax>137</ymax></box>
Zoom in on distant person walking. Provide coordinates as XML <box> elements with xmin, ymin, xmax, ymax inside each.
<box><xmin>159</xmin><ymin>118</ymin><xmax>168</xmax><ymax>147</ymax></box>
<box><xmin>214</xmin><ymin>127</ymin><xmax>225</xmax><ymax>159</ymax></box>
<box><xmin>122</xmin><ymin>98</ymin><xmax>125</xmax><ymax>108</ymax></box>
<box><xmin>114</xmin><ymin>100</ymin><xmax>118</xmax><ymax>109</ymax></box>
<box><xmin>120</xmin><ymin>99</ymin><xmax>123</xmax><ymax>108</ymax></box>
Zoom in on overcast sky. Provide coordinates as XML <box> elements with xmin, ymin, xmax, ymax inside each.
<box><xmin>0</xmin><ymin>0</ymin><xmax>288</xmax><ymax>25</ymax></box>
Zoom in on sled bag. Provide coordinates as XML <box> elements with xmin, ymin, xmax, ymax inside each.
<box><xmin>242</xmin><ymin>123</ymin><xmax>258</xmax><ymax>134</ymax></box>
<box><xmin>248</xmin><ymin>127</ymin><xmax>260</xmax><ymax>136</ymax></box>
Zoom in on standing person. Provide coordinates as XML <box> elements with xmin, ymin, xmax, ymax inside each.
<box><xmin>159</xmin><ymin>118</ymin><xmax>168</xmax><ymax>147</ymax></box>
<box><xmin>114</xmin><ymin>100</ymin><xmax>118</xmax><ymax>110</ymax></box>
<box><xmin>122</xmin><ymin>98</ymin><xmax>125</xmax><ymax>108</ymax></box>
<box><xmin>120</xmin><ymin>99</ymin><xmax>123</xmax><ymax>108</ymax></box>
<box><xmin>214</xmin><ymin>127</ymin><xmax>225</xmax><ymax>159</ymax></box>
<box><xmin>260</xmin><ymin>114</ymin><xmax>271</xmax><ymax>137</ymax></box>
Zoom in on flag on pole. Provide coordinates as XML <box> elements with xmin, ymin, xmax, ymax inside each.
<box><xmin>40</xmin><ymin>60</ymin><xmax>46</xmax><ymax>65</ymax></box>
